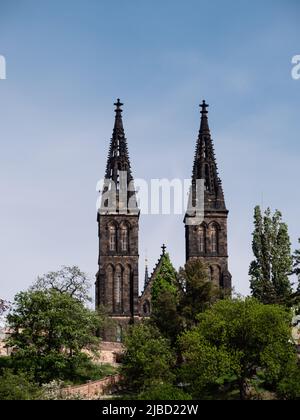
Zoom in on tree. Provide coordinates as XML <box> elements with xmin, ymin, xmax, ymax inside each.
<box><xmin>179</xmin><ymin>298</ymin><xmax>299</xmax><ymax>400</ymax></box>
<box><xmin>0</xmin><ymin>299</ymin><xmax>9</xmax><ymax>316</ymax></box>
<box><xmin>178</xmin><ymin>259</ymin><xmax>221</xmax><ymax>328</ymax></box>
<box><xmin>31</xmin><ymin>266</ymin><xmax>91</xmax><ymax>303</ymax></box>
<box><xmin>121</xmin><ymin>323</ymin><xmax>175</xmax><ymax>394</ymax></box>
<box><xmin>0</xmin><ymin>370</ymin><xmax>40</xmax><ymax>400</ymax></box>
<box><xmin>150</xmin><ymin>254</ymin><xmax>182</xmax><ymax>343</ymax></box>
<box><xmin>138</xmin><ymin>383</ymin><xmax>191</xmax><ymax>401</ymax></box>
<box><xmin>151</xmin><ymin>253</ymin><xmax>178</xmax><ymax>302</ymax></box>
<box><xmin>293</xmin><ymin>239</ymin><xmax>300</xmax><ymax>293</ymax></box>
<box><xmin>7</xmin><ymin>289</ymin><xmax>101</xmax><ymax>384</ymax></box>
<box><xmin>249</xmin><ymin>206</ymin><xmax>293</xmax><ymax>305</ymax></box>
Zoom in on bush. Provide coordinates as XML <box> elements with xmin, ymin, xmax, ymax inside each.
<box><xmin>138</xmin><ymin>383</ymin><xmax>192</xmax><ymax>400</ymax></box>
<box><xmin>0</xmin><ymin>369</ymin><xmax>40</xmax><ymax>400</ymax></box>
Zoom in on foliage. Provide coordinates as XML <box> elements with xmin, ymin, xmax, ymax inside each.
<box><xmin>179</xmin><ymin>298</ymin><xmax>298</xmax><ymax>400</ymax></box>
<box><xmin>178</xmin><ymin>259</ymin><xmax>221</xmax><ymax>328</ymax></box>
<box><xmin>151</xmin><ymin>254</ymin><xmax>178</xmax><ymax>302</ymax></box>
<box><xmin>249</xmin><ymin>206</ymin><xmax>293</xmax><ymax>306</ymax></box>
<box><xmin>150</xmin><ymin>254</ymin><xmax>182</xmax><ymax>344</ymax></box>
<box><xmin>138</xmin><ymin>383</ymin><xmax>192</xmax><ymax>400</ymax></box>
<box><xmin>0</xmin><ymin>299</ymin><xmax>9</xmax><ymax>316</ymax></box>
<box><xmin>121</xmin><ymin>322</ymin><xmax>175</xmax><ymax>393</ymax></box>
<box><xmin>30</xmin><ymin>265</ymin><xmax>91</xmax><ymax>303</ymax></box>
<box><xmin>0</xmin><ymin>369</ymin><xmax>41</xmax><ymax>400</ymax></box>
<box><xmin>276</xmin><ymin>361</ymin><xmax>300</xmax><ymax>400</ymax></box>
<box><xmin>6</xmin><ymin>289</ymin><xmax>101</xmax><ymax>384</ymax></box>
<box><xmin>293</xmin><ymin>239</ymin><xmax>300</xmax><ymax>293</ymax></box>
<box><xmin>40</xmin><ymin>380</ymin><xmax>85</xmax><ymax>400</ymax></box>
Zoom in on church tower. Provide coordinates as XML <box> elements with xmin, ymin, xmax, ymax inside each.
<box><xmin>184</xmin><ymin>101</ymin><xmax>232</xmax><ymax>291</ymax></box>
<box><xmin>96</xmin><ymin>99</ymin><xmax>140</xmax><ymax>341</ymax></box>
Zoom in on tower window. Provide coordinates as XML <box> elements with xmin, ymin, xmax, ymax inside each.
<box><xmin>211</xmin><ymin>225</ymin><xmax>218</xmax><ymax>253</ymax></box>
<box><xmin>120</xmin><ymin>227</ymin><xmax>128</xmax><ymax>252</ymax></box>
<box><xmin>199</xmin><ymin>226</ymin><xmax>205</xmax><ymax>253</ymax></box>
<box><xmin>114</xmin><ymin>269</ymin><xmax>122</xmax><ymax>306</ymax></box>
<box><xmin>109</xmin><ymin>225</ymin><xmax>116</xmax><ymax>251</ymax></box>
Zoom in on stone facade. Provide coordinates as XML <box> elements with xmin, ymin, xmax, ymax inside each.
<box><xmin>185</xmin><ymin>101</ymin><xmax>232</xmax><ymax>291</ymax></box>
<box><xmin>95</xmin><ymin>100</ymin><xmax>140</xmax><ymax>341</ymax></box>
<box><xmin>96</xmin><ymin>100</ymin><xmax>231</xmax><ymax>341</ymax></box>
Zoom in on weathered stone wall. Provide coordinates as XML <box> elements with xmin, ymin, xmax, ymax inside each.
<box><xmin>64</xmin><ymin>374</ymin><xmax>121</xmax><ymax>399</ymax></box>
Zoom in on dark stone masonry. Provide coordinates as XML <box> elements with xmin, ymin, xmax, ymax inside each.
<box><xmin>95</xmin><ymin>99</ymin><xmax>231</xmax><ymax>341</ymax></box>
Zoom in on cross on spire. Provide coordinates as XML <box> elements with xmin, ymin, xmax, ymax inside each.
<box><xmin>161</xmin><ymin>244</ymin><xmax>167</xmax><ymax>255</ymax></box>
<box><xmin>114</xmin><ymin>98</ymin><xmax>123</xmax><ymax>112</ymax></box>
<box><xmin>200</xmin><ymin>100</ymin><xmax>209</xmax><ymax>115</ymax></box>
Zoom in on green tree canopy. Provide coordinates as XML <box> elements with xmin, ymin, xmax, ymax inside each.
<box><xmin>0</xmin><ymin>370</ymin><xmax>41</xmax><ymax>400</ymax></box>
<box><xmin>249</xmin><ymin>206</ymin><xmax>293</xmax><ymax>305</ymax></box>
<box><xmin>178</xmin><ymin>259</ymin><xmax>221</xmax><ymax>328</ymax></box>
<box><xmin>7</xmin><ymin>289</ymin><xmax>101</xmax><ymax>384</ymax></box>
<box><xmin>150</xmin><ymin>253</ymin><xmax>181</xmax><ymax>343</ymax></box>
<box><xmin>121</xmin><ymin>323</ymin><xmax>175</xmax><ymax>394</ymax></box>
<box><xmin>293</xmin><ymin>239</ymin><xmax>300</xmax><ymax>293</ymax></box>
<box><xmin>151</xmin><ymin>253</ymin><xmax>178</xmax><ymax>302</ymax></box>
<box><xmin>30</xmin><ymin>265</ymin><xmax>91</xmax><ymax>303</ymax></box>
<box><xmin>179</xmin><ymin>298</ymin><xmax>299</xmax><ymax>400</ymax></box>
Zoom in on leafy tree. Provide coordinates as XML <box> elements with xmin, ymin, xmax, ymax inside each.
<box><xmin>276</xmin><ymin>360</ymin><xmax>300</xmax><ymax>400</ymax></box>
<box><xmin>293</xmin><ymin>239</ymin><xmax>300</xmax><ymax>293</ymax></box>
<box><xmin>151</xmin><ymin>289</ymin><xmax>182</xmax><ymax>345</ymax></box>
<box><xmin>138</xmin><ymin>383</ymin><xmax>191</xmax><ymax>400</ymax></box>
<box><xmin>0</xmin><ymin>370</ymin><xmax>40</xmax><ymax>400</ymax></box>
<box><xmin>179</xmin><ymin>298</ymin><xmax>298</xmax><ymax>400</ymax></box>
<box><xmin>0</xmin><ymin>299</ymin><xmax>9</xmax><ymax>316</ymax></box>
<box><xmin>7</xmin><ymin>289</ymin><xmax>101</xmax><ymax>384</ymax></box>
<box><xmin>121</xmin><ymin>323</ymin><xmax>175</xmax><ymax>394</ymax></box>
<box><xmin>150</xmin><ymin>254</ymin><xmax>182</xmax><ymax>343</ymax></box>
<box><xmin>249</xmin><ymin>206</ymin><xmax>293</xmax><ymax>305</ymax></box>
<box><xmin>151</xmin><ymin>253</ymin><xmax>178</xmax><ymax>302</ymax></box>
<box><xmin>31</xmin><ymin>265</ymin><xmax>91</xmax><ymax>303</ymax></box>
<box><xmin>178</xmin><ymin>259</ymin><xmax>221</xmax><ymax>328</ymax></box>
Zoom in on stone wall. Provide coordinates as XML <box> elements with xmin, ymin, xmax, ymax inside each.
<box><xmin>64</xmin><ymin>374</ymin><xmax>121</xmax><ymax>399</ymax></box>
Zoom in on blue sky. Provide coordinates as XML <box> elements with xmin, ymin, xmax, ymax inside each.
<box><xmin>0</xmin><ymin>0</ymin><xmax>299</xmax><ymax>300</ymax></box>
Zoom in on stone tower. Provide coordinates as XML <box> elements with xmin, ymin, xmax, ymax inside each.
<box><xmin>96</xmin><ymin>99</ymin><xmax>140</xmax><ymax>341</ymax></box>
<box><xmin>184</xmin><ymin>101</ymin><xmax>232</xmax><ymax>290</ymax></box>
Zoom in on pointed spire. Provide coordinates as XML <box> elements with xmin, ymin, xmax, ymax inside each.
<box><xmin>144</xmin><ymin>258</ymin><xmax>149</xmax><ymax>288</ymax></box>
<box><xmin>190</xmin><ymin>100</ymin><xmax>226</xmax><ymax>211</ymax></box>
<box><xmin>100</xmin><ymin>99</ymin><xmax>139</xmax><ymax>214</ymax></box>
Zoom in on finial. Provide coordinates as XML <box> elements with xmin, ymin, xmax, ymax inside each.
<box><xmin>200</xmin><ymin>100</ymin><xmax>209</xmax><ymax>115</ymax></box>
<box><xmin>114</xmin><ymin>98</ymin><xmax>123</xmax><ymax>112</ymax></box>
<box><xmin>161</xmin><ymin>244</ymin><xmax>167</xmax><ymax>255</ymax></box>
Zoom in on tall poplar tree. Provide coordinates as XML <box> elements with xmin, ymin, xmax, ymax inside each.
<box><xmin>293</xmin><ymin>239</ymin><xmax>300</xmax><ymax>293</ymax></box>
<box><xmin>249</xmin><ymin>206</ymin><xmax>293</xmax><ymax>305</ymax></box>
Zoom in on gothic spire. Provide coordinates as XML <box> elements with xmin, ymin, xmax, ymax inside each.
<box><xmin>144</xmin><ymin>258</ymin><xmax>149</xmax><ymax>288</ymax></box>
<box><xmin>191</xmin><ymin>100</ymin><xmax>226</xmax><ymax>210</ymax></box>
<box><xmin>100</xmin><ymin>99</ymin><xmax>138</xmax><ymax>214</ymax></box>
<box><xmin>104</xmin><ymin>99</ymin><xmax>133</xmax><ymax>183</ymax></box>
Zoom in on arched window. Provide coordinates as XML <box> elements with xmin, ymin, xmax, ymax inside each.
<box><xmin>114</xmin><ymin>266</ymin><xmax>122</xmax><ymax>309</ymax></box>
<box><xmin>199</xmin><ymin>226</ymin><xmax>206</xmax><ymax>253</ymax></box>
<box><xmin>120</xmin><ymin>226</ymin><xmax>128</xmax><ymax>252</ymax></box>
<box><xmin>106</xmin><ymin>265</ymin><xmax>114</xmax><ymax>312</ymax></box>
<box><xmin>109</xmin><ymin>225</ymin><xmax>117</xmax><ymax>251</ymax></box>
<box><xmin>211</xmin><ymin>225</ymin><xmax>218</xmax><ymax>253</ymax></box>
